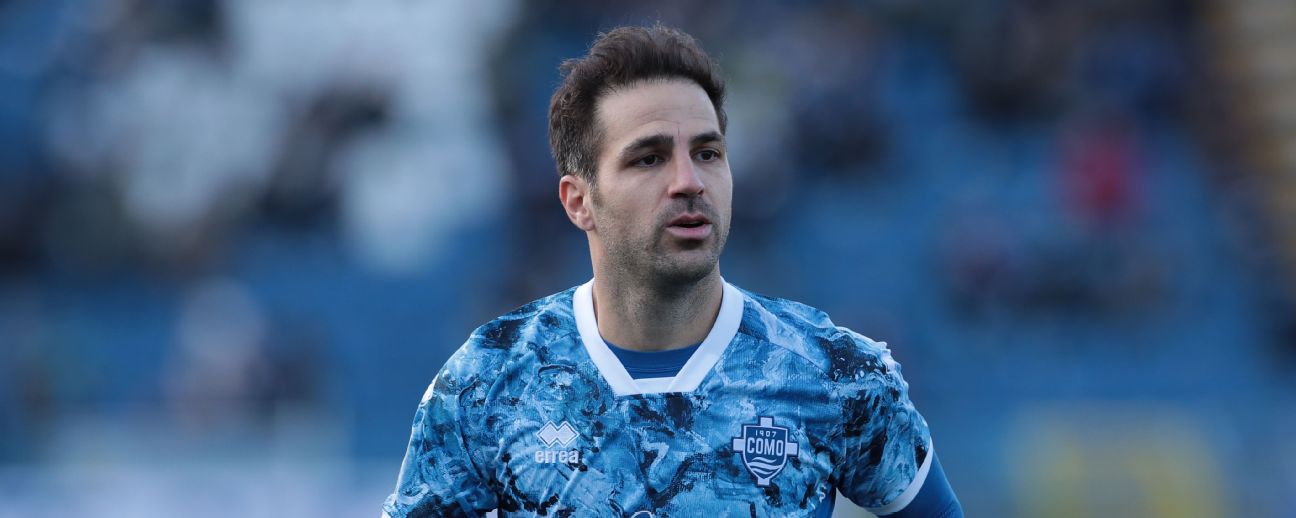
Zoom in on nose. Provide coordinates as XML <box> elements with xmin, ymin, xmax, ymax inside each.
<box><xmin>667</xmin><ymin>148</ymin><xmax>705</xmax><ymax>198</ymax></box>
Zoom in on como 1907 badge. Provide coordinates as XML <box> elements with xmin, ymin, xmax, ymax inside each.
<box><xmin>731</xmin><ymin>416</ymin><xmax>799</xmax><ymax>486</ymax></box>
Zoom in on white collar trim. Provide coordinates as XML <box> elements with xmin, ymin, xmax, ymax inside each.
<box><xmin>573</xmin><ymin>278</ymin><xmax>744</xmax><ymax>396</ymax></box>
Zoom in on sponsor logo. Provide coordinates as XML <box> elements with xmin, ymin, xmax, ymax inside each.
<box><xmin>536</xmin><ymin>421</ymin><xmax>579</xmax><ymax>447</ymax></box>
<box><xmin>731</xmin><ymin>416</ymin><xmax>799</xmax><ymax>486</ymax></box>
<box><xmin>534</xmin><ymin>420</ymin><xmax>581</xmax><ymax>465</ymax></box>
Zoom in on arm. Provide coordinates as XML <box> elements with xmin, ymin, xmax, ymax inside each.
<box><xmin>383</xmin><ymin>347</ymin><xmax>498</xmax><ymax>518</ymax></box>
<box><xmin>885</xmin><ymin>454</ymin><xmax>962</xmax><ymax>518</ymax></box>
<box><xmin>831</xmin><ymin>333</ymin><xmax>962</xmax><ymax>517</ymax></box>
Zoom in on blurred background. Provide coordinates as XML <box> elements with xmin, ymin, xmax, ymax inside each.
<box><xmin>1</xmin><ymin>0</ymin><xmax>1294</xmax><ymax>516</ymax></box>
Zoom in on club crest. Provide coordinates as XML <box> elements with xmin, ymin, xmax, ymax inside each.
<box><xmin>730</xmin><ymin>416</ymin><xmax>799</xmax><ymax>486</ymax></box>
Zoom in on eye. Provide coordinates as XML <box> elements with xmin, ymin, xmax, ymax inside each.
<box><xmin>633</xmin><ymin>155</ymin><xmax>663</xmax><ymax>167</ymax></box>
<box><xmin>695</xmin><ymin>149</ymin><xmax>721</xmax><ymax>162</ymax></box>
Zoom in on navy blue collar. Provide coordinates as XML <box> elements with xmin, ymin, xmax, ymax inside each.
<box><xmin>602</xmin><ymin>340</ymin><xmax>702</xmax><ymax>380</ymax></box>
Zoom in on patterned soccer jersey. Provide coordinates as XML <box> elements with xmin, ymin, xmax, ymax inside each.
<box><xmin>383</xmin><ymin>280</ymin><xmax>935</xmax><ymax>517</ymax></box>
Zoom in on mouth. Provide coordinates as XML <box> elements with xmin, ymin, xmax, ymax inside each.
<box><xmin>667</xmin><ymin>213</ymin><xmax>712</xmax><ymax>228</ymax></box>
<box><xmin>665</xmin><ymin>213</ymin><xmax>714</xmax><ymax>240</ymax></box>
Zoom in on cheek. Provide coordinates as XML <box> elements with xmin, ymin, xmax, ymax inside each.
<box><xmin>709</xmin><ymin>171</ymin><xmax>734</xmax><ymax>209</ymax></box>
<box><xmin>590</xmin><ymin>189</ymin><xmax>635</xmax><ymax>229</ymax></box>
<box><xmin>600</xmin><ymin>197</ymin><xmax>662</xmax><ymax>240</ymax></box>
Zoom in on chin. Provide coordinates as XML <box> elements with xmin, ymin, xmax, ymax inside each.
<box><xmin>651</xmin><ymin>252</ymin><xmax>719</xmax><ymax>285</ymax></box>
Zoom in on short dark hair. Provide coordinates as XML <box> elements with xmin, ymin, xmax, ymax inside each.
<box><xmin>548</xmin><ymin>25</ymin><xmax>727</xmax><ymax>183</ymax></box>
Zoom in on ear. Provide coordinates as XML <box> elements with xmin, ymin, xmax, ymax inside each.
<box><xmin>559</xmin><ymin>174</ymin><xmax>596</xmax><ymax>231</ymax></box>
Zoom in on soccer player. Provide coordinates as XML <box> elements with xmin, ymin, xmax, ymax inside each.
<box><xmin>383</xmin><ymin>25</ymin><xmax>962</xmax><ymax>517</ymax></box>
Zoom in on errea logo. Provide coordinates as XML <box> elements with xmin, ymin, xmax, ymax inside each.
<box><xmin>535</xmin><ymin>421</ymin><xmax>578</xmax><ymax>447</ymax></box>
<box><xmin>534</xmin><ymin>421</ymin><xmax>581</xmax><ymax>465</ymax></box>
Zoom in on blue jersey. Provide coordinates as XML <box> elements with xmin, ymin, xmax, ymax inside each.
<box><xmin>384</xmin><ymin>280</ymin><xmax>942</xmax><ymax>517</ymax></box>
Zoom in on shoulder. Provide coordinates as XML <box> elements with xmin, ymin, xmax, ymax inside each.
<box><xmin>434</xmin><ymin>286</ymin><xmax>580</xmax><ymax>392</ymax></box>
<box><xmin>735</xmin><ymin>286</ymin><xmax>900</xmax><ymax>383</ymax></box>
<box><xmin>468</xmin><ymin>286</ymin><xmax>579</xmax><ymax>352</ymax></box>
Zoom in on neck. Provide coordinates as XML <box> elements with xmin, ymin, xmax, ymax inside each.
<box><xmin>591</xmin><ymin>269</ymin><xmax>724</xmax><ymax>352</ymax></box>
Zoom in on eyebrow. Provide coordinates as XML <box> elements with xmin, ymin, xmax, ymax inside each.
<box><xmin>617</xmin><ymin>134</ymin><xmax>673</xmax><ymax>164</ymax></box>
<box><xmin>616</xmin><ymin>131</ymin><xmax>725</xmax><ymax>164</ymax></box>
<box><xmin>690</xmin><ymin>131</ymin><xmax>723</xmax><ymax>148</ymax></box>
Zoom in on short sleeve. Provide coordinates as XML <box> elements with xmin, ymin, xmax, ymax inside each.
<box><xmin>831</xmin><ymin>332</ymin><xmax>933</xmax><ymax>515</ymax></box>
<box><xmin>383</xmin><ymin>346</ymin><xmax>498</xmax><ymax>518</ymax></box>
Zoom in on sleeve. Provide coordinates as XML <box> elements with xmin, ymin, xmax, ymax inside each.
<box><xmin>887</xmin><ymin>454</ymin><xmax>963</xmax><ymax>518</ymax></box>
<box><xmin>830</xmin><ymin>332</ymin><xmax>937</xmax><ymax>516</ymax></box>
<box><xmin>382</xmin><ymin>345</ymin><xmax>498</xmax><ymax>518</ymax></box>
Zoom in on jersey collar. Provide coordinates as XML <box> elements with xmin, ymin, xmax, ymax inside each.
<box><xmin>572</xmin><ymin>278</ymin><xmax>744</xmax><ymax>396</ymax></box>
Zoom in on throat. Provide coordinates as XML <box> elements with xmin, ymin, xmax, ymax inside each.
<box><xmin>591</xmin><ymin>272</ymin><xmax>723</xmax><ymax>352</ymax></box>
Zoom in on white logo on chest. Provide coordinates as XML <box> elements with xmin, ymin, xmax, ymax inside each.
<box><xmin>731</xmin><ymin>416</ymin><xmax>799</xmax><ymax>486</ymax></box>
<box><xmin>534</xmin><ymin>421</ymin><xmax>582</xmax><ymax>464</ymax></box>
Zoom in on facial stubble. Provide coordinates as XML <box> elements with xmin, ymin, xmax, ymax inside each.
<box><xmin>591</xmin><ymin>187</ymin><xmax>728</xmax><ymax>291</ymax></box>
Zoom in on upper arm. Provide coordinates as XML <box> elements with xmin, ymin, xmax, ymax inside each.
<box><xmin>383</xmin><ymin>346</ymin><xmax>498</xmax><ymax>518</ymax></box>
<box><xmin>884</xmin><ymin>454</ymin><xmax>963</xmax><ymax>517</ymax></box>
<box><xmin>830</xmin><ymin>332</ymin><xmax>935</xmax><ymax>514</ymax></box>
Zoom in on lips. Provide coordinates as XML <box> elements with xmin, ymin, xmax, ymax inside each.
<box><xmin>666</xmin><ymin>213</ymin><xmax>713</xmax><ymax>240</ymax></box>
<box><xmin>667</xmin><ymin>213</ymin><xmax>712</xmax><ymax>228</ymax></box>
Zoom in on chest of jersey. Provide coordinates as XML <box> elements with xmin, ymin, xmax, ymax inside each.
<box><xmin>483</xmin><ymin>363</ymin><xmax>838</xmax><ymax>517</ymax></box>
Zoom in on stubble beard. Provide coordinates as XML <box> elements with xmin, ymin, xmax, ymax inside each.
<box><xmin>598</xmin><ymin>198</ymin><xmax>728</xmax><ymax>292</ymax></box>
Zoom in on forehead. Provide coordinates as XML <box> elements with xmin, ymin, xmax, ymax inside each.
<box><xmin>595</xmin><ymin>79</ymin><xmax>719</xmax><ymax>152</ymax></box>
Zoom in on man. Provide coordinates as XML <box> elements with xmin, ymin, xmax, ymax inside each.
<box><xmin>383</xmin><ymin>25</ymin><xmax>962</xmax><ymax>517</ymax></box>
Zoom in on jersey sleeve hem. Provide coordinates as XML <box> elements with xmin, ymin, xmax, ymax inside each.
<box><xmin>866</xmin><ymin>440</ymin><xmax>934</xmax><ymax>516</ymax></box>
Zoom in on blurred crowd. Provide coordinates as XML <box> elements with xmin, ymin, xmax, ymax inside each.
<box><xmin>1</xmin><ymin>0</ymin><xmax>1294</xmax><ymax>516</ymax></box>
